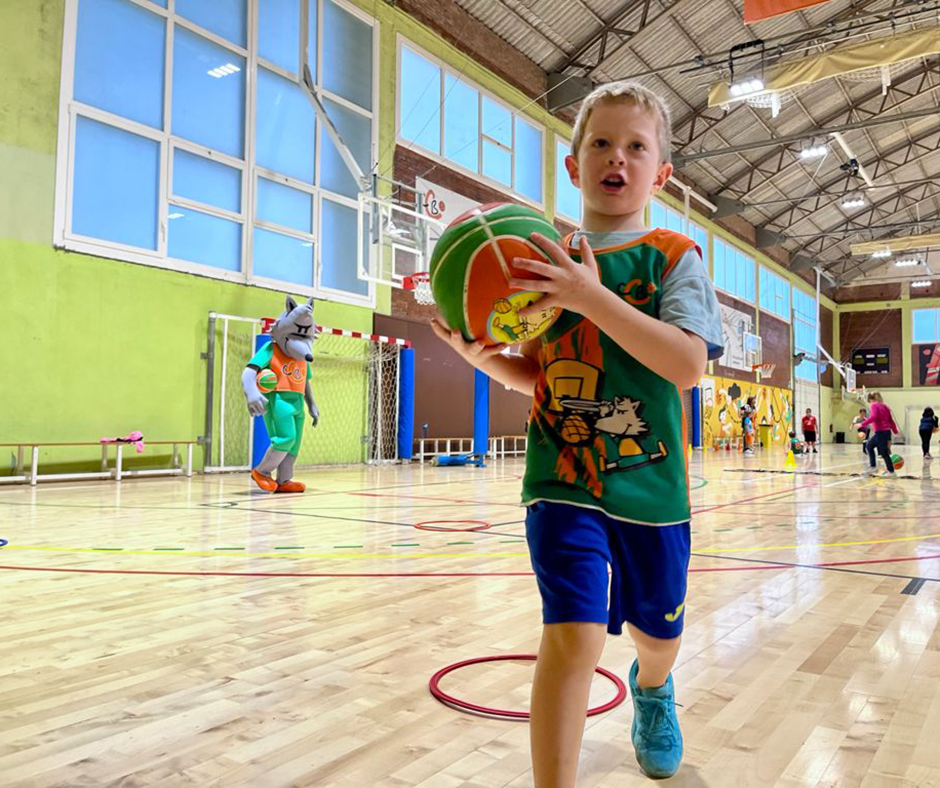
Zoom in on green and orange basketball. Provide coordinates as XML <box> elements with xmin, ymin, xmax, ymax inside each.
<box><xmin>429</xmin><ymin>202</ymin><xmax>563</xmax><ymax>346</ymax></box>
<box><xmin>891</xmin><ymin>453</ymin><xmax>904</xmax><ymax>470</ymax></box>
<box><xmin>256</xmin><ymin>369</ymin><xmax>278</xmax><ymax>393</ymax></box>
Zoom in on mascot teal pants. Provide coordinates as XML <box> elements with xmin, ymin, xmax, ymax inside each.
<box><xmin>262</xmin><ymin>391</ymin><xmax>305</xmax><ymax>457</ymax></box>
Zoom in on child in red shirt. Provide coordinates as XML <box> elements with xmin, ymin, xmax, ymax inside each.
<box><xmin>801</xmin><ymin>409</ymin><xmax>818</xmax><ymax>453</ymax></box>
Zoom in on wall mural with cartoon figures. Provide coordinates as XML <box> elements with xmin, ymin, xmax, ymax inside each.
<box><xmin>701</xmin><ymin>376</ymin><xmax>793</xmax><ymax>447</ymax></box>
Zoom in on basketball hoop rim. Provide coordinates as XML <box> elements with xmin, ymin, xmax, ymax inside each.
<box><xmin>403</xmin><ymin>271</ymin><xmax>429</xmax><ymax>291</ymax></box>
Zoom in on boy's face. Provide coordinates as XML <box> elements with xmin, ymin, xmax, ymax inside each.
<box><xmin>566</xmin><ymin>101</ymin><xmax>671</xmax><ymax>221</ymax></box>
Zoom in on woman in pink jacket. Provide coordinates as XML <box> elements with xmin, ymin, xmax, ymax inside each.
<box><xmin>860</xmin><ymin>392</ymin><xmax>899</xmax><ymax>476</ymax></box>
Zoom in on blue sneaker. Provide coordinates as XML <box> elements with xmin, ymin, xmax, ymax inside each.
<box><xmin>629</xmin><ymin>659</ymin><xmax>683</xmax><ymax>779</ymax></box>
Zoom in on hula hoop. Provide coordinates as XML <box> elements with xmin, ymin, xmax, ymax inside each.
<box><xmin>414</xmin><ymin>520</ymin><xmax>491</xmax><ymax>532</ymax></box>
<box><xmin>429</xmin><ymin>654</ymin><xmax>627</xmax><ymax>720</ymax></box>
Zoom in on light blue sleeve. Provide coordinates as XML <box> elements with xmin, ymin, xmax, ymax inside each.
<box><xmin>660</xmin><ymin>249</ymin><xmax>725</xmax><ymax>360</ymax></box>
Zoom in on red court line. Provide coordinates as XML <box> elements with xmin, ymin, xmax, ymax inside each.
<box><xmin>691</xmin><ymin>484</ymin><xmax>816</xmax><ymax>515</ymax></box>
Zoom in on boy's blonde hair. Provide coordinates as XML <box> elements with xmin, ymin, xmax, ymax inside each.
<box><xmin>570</xmin><ymin>81</ymin><xmax>673</xmax><ymax>164</ymax></box>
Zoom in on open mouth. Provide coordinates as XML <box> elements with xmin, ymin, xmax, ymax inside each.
<box><xmin>600</xmin><ymin>174</ymin><xmax>626</xmax><ymax>193</ymax></box>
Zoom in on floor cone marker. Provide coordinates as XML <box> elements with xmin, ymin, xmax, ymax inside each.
<box><xmin>784</xmin><ymin>450</ymin><xmax>797</xmax><ymax>472</ymax></box>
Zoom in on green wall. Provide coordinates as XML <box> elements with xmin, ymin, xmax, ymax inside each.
<box><xmin>0</xmin><ymin>1</ymin><xmax>373</xmax><ymax>471</ymax></box>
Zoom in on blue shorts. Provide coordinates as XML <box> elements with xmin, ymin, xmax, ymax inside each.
<box><xmin>525</xmin><ymin>501</ymin><xmax>690</xmax><ymax>638</ymax></box>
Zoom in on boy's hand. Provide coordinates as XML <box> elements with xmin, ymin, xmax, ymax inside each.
<box><xmin>509</xmin><ymin>234</ymin><xmax>604</xmax><ymax>317</ymax></box>
<box><xmin>430</xmin><ymin>317</ymin><xmax>506</xmax><ymax>366</ymax></box>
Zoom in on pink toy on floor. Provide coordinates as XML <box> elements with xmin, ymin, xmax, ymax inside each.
<box><xmin>100</xmin><ymin>431</ymin><xmax>145</xmax><ymax>453</ymax></box>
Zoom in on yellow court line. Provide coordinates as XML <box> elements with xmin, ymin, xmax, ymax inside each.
<box><xmin>3</xmin><ymin>529</ymin><xmax>940</xmax><ymax>559</ymax></box>
<box><xmin>0</xmin><ymin>545</ymin><xmax>529</xmax><ymax>560</ymax></box>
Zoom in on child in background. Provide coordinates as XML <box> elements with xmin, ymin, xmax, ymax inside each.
<box><xmin>801</xmin><ymin>408</ymin><xmax>818</xmax><ymax>453</ymax></box>
<box><xmin>740</xmin><ymin>396</ymin><xmax>756</xmax><ymax>455</ymax></box>
<box><xmin>860</xmin><ymin>392</ymin><xmax>899</xmax><ymax>477</ymax></box>
<box><xmin>852</xmin><ymin>407</ymin><xmax>869</xmax><ymax>454</ymax></box>
<box><xmin>918</xmin><ymin>406</ymin><xmax>938</xmax><ymax>459</ymax></box>
<box><xmin>789</xmin><ymin>431</ymin><xmax>804</xmax><ymax>455</ymax></box>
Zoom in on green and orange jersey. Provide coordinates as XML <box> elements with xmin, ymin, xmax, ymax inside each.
<box><xmin>521</xmin><ymin>228</ymin><xmax>720</xmax><ymax>526</ymax></box>
<box><xmin>249</xmin><ymin>341</ymin><xmax>311</xmax><ymax>395</ymax></box>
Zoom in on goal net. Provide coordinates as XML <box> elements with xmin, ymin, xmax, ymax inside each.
<box><xmin>204</xmin><ymin>313</ymin><xmax>403</xmax><ymax>471</ymax></box>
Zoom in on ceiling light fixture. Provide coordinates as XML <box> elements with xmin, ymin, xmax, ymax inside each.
<box><xmin>799</xmin><ymin>144</ymin><xmax>828</xmax><ymax>160</ymax></box>
<box><xmin>895</xmin><ymin>257</ymin><xmax>924</xmax><ymax>267</ymax></box>
<box><xmin>911</xmin><ymin>280</ymin><xmax>932</xmax><ymax>288</ymax></box>
<box><xmin>841</xmin><ymin>193</ymin><xmax>866</xmax><ymax>209</ymax></box>
<box><xmin>871</xmin><ymin>249</ymin><xmax>892</xmax><ymax>259</ymax></box>
<box><xmin>729</xmin><ymin>77</ymin><xmax>765</xmax><ymax>97</ymax></box>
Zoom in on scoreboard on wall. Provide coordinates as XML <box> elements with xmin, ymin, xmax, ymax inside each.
<box><xmin>851</xmin><ymin>347</ymin><xmax>890</xmax><ymax>375</ymax></box>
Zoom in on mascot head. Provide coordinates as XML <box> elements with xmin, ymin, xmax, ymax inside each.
<box><xmin>271</xmin><ymin>295</ymin><xmax>318</xmax><ymax>362</ymax></box>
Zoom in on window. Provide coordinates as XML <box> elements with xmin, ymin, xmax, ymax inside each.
<box><xmin>713</xmin><ymin>237</ymin><xmax>755</xmax><ymax>302</ymax></box>
<box><xmin>792</xmin><ymin>288</ymin><xmax>818</xmax><ymax>381</ymax></box>
<box><xmin>555</xmin><ymin>137</ymin><xmax>581</xmax><ymax>222</ymax></box>
<box><xmin>397</xmin><ymin>40</ymin><xmax>544</xmax><ymax>204</ymax></box>
<box><xmin>649</xmin><ymin>198</ymin><xmax>709</xmax><ymax>271</ymax></box>
<box><xmin>913</xmin><ymin>309</ymin><xmax>940</xmax><ymax>344</ymax></box>
<box><xmin>56</xmin><ymin>0</ymin><xmax>376</xmax><ymax>304</ymax></box>
<box><xmin>759</xmin><ymin>266</ymin><xmax>791</xmax><ymax>322</ymax></box>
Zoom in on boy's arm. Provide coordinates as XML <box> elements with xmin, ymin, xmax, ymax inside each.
<box><xmin>430</xmin><ymin>319</ymin><xmax>540</xmax><ymax>396</ymax></box>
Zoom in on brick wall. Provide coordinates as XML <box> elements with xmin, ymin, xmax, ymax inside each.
<box><xmin>839</xmin><ymin>309</ymin><xmax>902</xmax><ymax>388</ymax></box>
<box><xmin>759</xmin><ymin>311</ymin><xmax>791</xmax><ymax>389</ymax></box>
<box><xmin>832</xmin><ymin>283</ymin><xmax>902</xmax><ymax>303</ymax></box>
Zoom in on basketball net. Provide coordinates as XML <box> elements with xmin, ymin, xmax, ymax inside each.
<box><xmin>752</xmin><ymin>363</ymin><xmax>775</xmax><ymax>382</ymax></box>
<box><xmin>405</xmin><ymin>273</ymin><xmax>434</xmax><ymax>306</ymax></box>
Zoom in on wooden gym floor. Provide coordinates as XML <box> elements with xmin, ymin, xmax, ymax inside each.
<box><xmin>1</xmin><ymin>445</ymin><xmax>940</xmax><ymax>787</ymax></box>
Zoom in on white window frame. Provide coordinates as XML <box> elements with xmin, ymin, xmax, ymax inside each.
<box><xmin>395</xmin><ymin>35</ymin><xmax>545</xmax><ymax>210</ymax></box>
<box><xmin>554</xmin><ymin>134</ymin><xmax>580</xmax><ymax>224</ymax></box>
<box><xmin>713</xmin><ymin>236</ymin><xmax>755</xmax><ymax>304</ymax></box>
<box><xmin>53</xmin><ymin>0</ymin><xmax>380</xmax><ymax>308</ymax></box>
<box><xmin>912</xmin><ymin>308</ymin><xmax>940</xmax><ymax>344</ymax></box>
<box><xmin>758</xmin><ymin>264</ymin><xmax>792</xmax><ymax>323</ymax></box>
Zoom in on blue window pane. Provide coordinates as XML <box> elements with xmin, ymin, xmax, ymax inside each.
<box><xmin>173</xmin><ymin>148</ymin><xmax>241</xmax><ymax>213</ymax></box>
<box><xmin>176</xmin><ymin>0</ymin><xmax>246</xmax><ymax>46</ymax></box>
<box><xmin>650</xmin><ymin>200</ymin><xmax>665</xmax><ymax>229</ymax></box>
<box><xmin>257</xmin><ymin>177</ymin><xmax>312</xmax><ymax>233</ymax></box>
<box><xmin>399</xmin><ymin>47</ymin><xmax>440</xmax><ymax>153</ymax></box>
<box><xmin>483</xmin><ymin>140</ymin><xmax>511</xmax><ymax>187</ymax></box>
<box><xmin>556</xmin><ymin>140</ymin><xmax>581</xmax><ymax>221</ymax></box>
<box><xmin>323</xmin><ymin>0</ymin><xmax>372</xmax><ymax>110</ymax></box>
<box><xmin>745</xmin><ymin>258</ymin><xmax>755</xmax><ymax>302</ymax></box>
<box><xmin>914</xmin><ymin>310</ymin><xmax>937</xmax><ymax>343</ymax></box>
<box><xmin>308</xmin><ymin>0</ymin><xmax>317</xmax><ymax>79</ymax></box>
<box><xmin>666</xmin><ymin>208</ymin><xmax>683</xmax><ymax>234</ymax></box>
<box><xmin>320</xmin><ymin>99</ymin><xmax>371</xmax><ymax>198</ymax></box>
<box><xmin>172</xmin><ymin>28</ymin><xmax>245</xmax><ymax>158</ymax></box>
<box><xmin>256</xmin><ymin>67</ymin><xmax>316</xmax><ymax>182</ymax></box>
<box><xmin>444</xmin><ymin>75</ymin><xmax>478</xmax><ymax>171</ymax></box>
<box><xmin>482</xmin><ymin>97</ymin><xmax>511</xmax><ymax>147</ymax></box>
<box><xmin>74</xmin><ymin>0</ymin><xmax>165</xmax><ymax>128</ymax></box>
<box><xmin>514</xmin><ymin>118</ymin><xmax>542</xmax><ymax>202</ymax></box>
<box><xmin>253</xmin><ymin>227</ymin><xmax>314</xmax><ymax>285</ymax></box>
<box><xmin>259</xmin><ymin>0</ymin><xmax>300</xmax><ymax>74</ymax></box>
<box><xmin>321</xmin><ymin>199</ymin><xmax>368</xmax><ymax>295</ymax></box>
<box><xmin>72</xmin><ymin>116</ymin><xmax>159</xmax><ymax>250</ymax></box>
<box><xmin>168</xmin><ymin>205</ymin><xmax>242</xmax><ymax>270</ymax></box>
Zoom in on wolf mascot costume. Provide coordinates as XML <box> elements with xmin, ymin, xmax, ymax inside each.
<box><xmin>242</xmin><ymin>295</ymin><xmax>320</xmax><ymax>493</ymax></box>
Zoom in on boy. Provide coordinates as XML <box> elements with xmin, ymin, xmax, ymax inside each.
<box><xmin>789</xmin><ymin>431</ymin><xmax>804</xmax><ymax>455</ymax></box>
<box><xmin>740</xmin><ymin>396</ymin><xmax>756</xmax><ymax>455</ymax></box>
<box><xmin>432</xmin><ymin>82</ymin><xmax>723</xmax><ymax>784</ymax></box>
<box><xmin>852</xmin><ymin>407</ymin><xmax>869</xmax><ymax>454</ymax></box>
<box><xmin>802</xmin><ymin>408</ymin><xmax>818</xmax><ymax>453</ymax></box>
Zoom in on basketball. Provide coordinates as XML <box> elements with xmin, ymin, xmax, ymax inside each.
<box><xmin>891</xmin><ymin>453</ymin><xmax>904</xmax><ymax>470</ymax></box>
<box><xmin>857</xmin><ymin>431</ymin><xmax>866</xmax><ymax>439</ymax></box>
<box><xmin>429</xmin><ymin>202</ymin><xmax>563</xmax><ymax>345</ymax></box>
<box><xmin>256</xmin><ymin>369</ymin><xmax>278</xmax><ymax>393</ymax></box>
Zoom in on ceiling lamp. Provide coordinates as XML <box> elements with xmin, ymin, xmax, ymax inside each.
<box><xmin>895</xmin><ymin>257</ymin><xmax>924</xmax><ymax>267</ymax></box>
<box><xmin>911</xmin><ymin>281</ymin><xmax>932</xmax><ymax>288</ymax></box>
<box><xmin>729</xmin><ymin>78</ymin><xmax>765</xmax><ymax>97</ymax></box>
<box><xmin>799</xmin><ymin>144</ymin><xmax>828</xmax><ymax>160</ymax></box>
<box><xmin>841</xmin><ymin>193</ymin><xmax>866</xmax><ymax>209</ymax></box>
<box><xmin>871</xmin><ymin>249</ymin><xmax>892</xmax><ymax>259</ymax></box>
